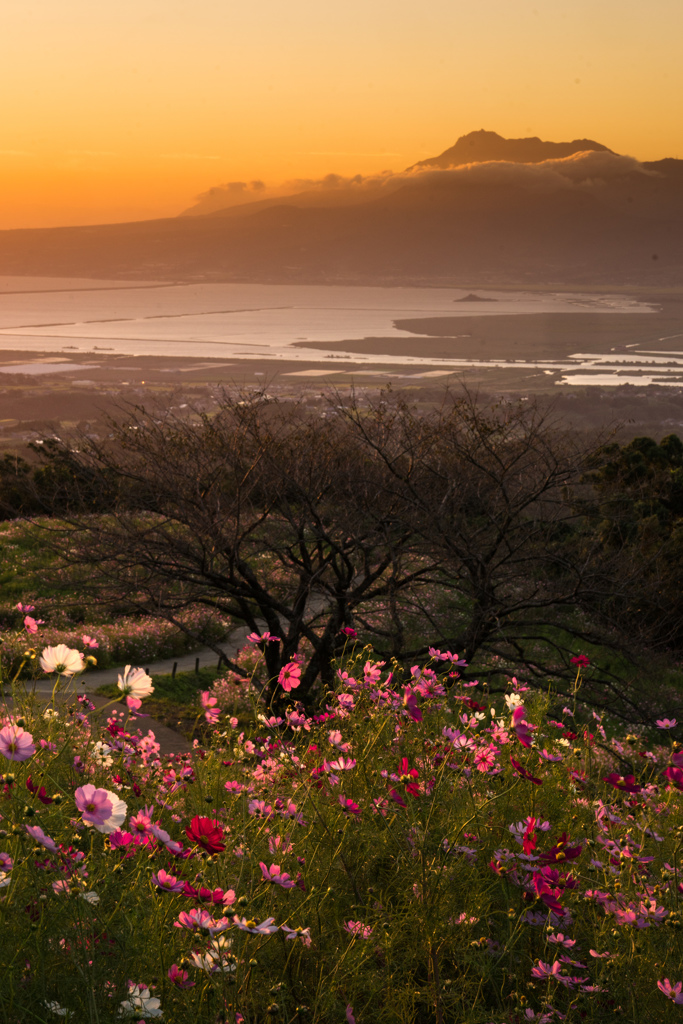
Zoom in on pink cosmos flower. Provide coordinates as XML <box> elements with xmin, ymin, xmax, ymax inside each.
<box><xmin>539</xmin><ymin>748</ymin><xmax>563</xmax><ymax>763</ymax></box>
<box><xmin>24</xmin><ymin>616</ymin><xmax>39</xmax><ymax>634</ymax></box>
<box><xmin>75</xmin><ymin>784</ymin><xmax>113</xmax><ymax>826</ymax></box>
<box><xmin>201</xmin><ymin>691</ymin><xmax>217</xmax><ymax>708</ymax></box>
<box><xmin>280</xmin><ymin>924</ymin><xmax>312</xmax><ymax>946</ymax></box>
<box><xmin>81</xmin><ymin>635</ymin><xmax>99</xmax><ymax>648</ymax></box>
<box><xmin>39</xmin><ymin>644</ymin><xmax>84</xmax><ymax>676</ymax></box>
<box><xmin>152</xmin><ymin>869</ymin><xmax>185</xmax><ymax>893</ymax></box>
<box><xmin>344</xmin><ymin>920</ymin><xmax>373</xmax><ymax>939</ymax></box>
<box><xmin>25</xmin><ymin>824</ymin><xmax>59</xmax><ymax>852</ymax></box>
<box><xmin>511</xmin><ymin>705</ymin><xmax>536</xmax><ymax>748</ymax></box>
<box><xmin>247</xmin><ymin>631</ymin><xmax>281</xmax><ymax>643</ymax></box>
<box><xmin>205</xmin><ymin>708</ymin><xmax>220</xmax><ymax>725</ymax></box>
<box><xmin>259</xmin><ymin>862</ymin><xmax>296</xmax><ymax>888</ymax></box>
<box><xmin>0</xmin><ymin>725</ymin><xmax>35</xmax><ymax>762</ymax></box>
<box><xmin>175</xmin><ymin>909</ymin><xmax>231</xmax><ymax>935</ymax></box>
<box><xmin>77</xmin><ymin>786</ymin><xmax>127</xmax><ymax>834</ymax></box>
<box><xmin>656</xmin><ymin>718</ymin><xmax>677</xmax><ymax>730</ymax></box>
<box><xmin>474</xmin><ymin>745</ymin><xmax>499</xmax><ymax>772</ymax></box>
<box><xmin>17</xmin><ymin>602</ymin><xmax>35</xmax><ymax>613</ymax></box>
<box><xmin>168</xmin><ymin>964</ymin><xmax>195</xmax><ymax>989</ymax></box>
<box><xmin>658</xmin><ymin>979</ymin><xmax>683</xmax><ymax>1004</ymax></box>
<box><xmin>339</xmin><ymin>795</ymin><xmax>361</xmax><ymax>815</ymax></box>
<box><xmin>531</xmin><ymin>960</ymin><xmax>563</xmax><ymax>981</ymax></box>
<box><xmin>402</xmin><ymin>686</ymin><xmax>422</xmax><ymax>723</ymax></box>
<box><xmin>278</xmin><ymin>662</ymin><xmax>301</xmax><ymax>692</ymax></box>
<box><xmin>328</xmin><ymin>730</ymin><xmax>351</xmax><ymax>752</ymax></box>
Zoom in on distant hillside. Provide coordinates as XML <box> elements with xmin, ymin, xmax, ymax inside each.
<box><xmin>0</xmin><ymin>134</ymin><xmax>681</xmax><ymax>288</ymax></box>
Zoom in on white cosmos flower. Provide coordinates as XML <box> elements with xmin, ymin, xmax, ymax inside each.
<box><xmin>504</xmin><ymin>693</ymin><xmax>523</xmax><ymax>710</ymax></box>
<box><xmin>117</xmin><ymin>666</ymin><xmax>154</xmax><ymax>699</ymax></box>
<box><xmin>79</xmin><ymin>891</ymin><xmax>100</xmax><ymax>904</ymax></box>
<box><xmin>40</xmin><ymin>644</ymin><xmax>84</xmax><ymax>677</ymax></box>
<box><xmin>190</xmin><ymin>937</ymin><xmax>237</xmax><ymax>974</ymax></box>
<box><xmin>90</xmin><ymin>741</ymin><xmax>113</xmax><ymax>767</ymax></box>
<box><xmin>45</xmin><ymin>1000</ymin><xmax>69</xmax><ymax>1017</ymax></box>
<box><xmin>119</xmin><ymin>984</ymin><xmax>162</xmax><ymax>1018</ymax></box>
<box><xmin>0</xmin><ymin>872</ymin><xmax>10</xmax><ymax>889</ymax></box>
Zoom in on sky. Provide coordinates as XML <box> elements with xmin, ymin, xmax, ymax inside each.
<box><xmin>1</xmin><ymin>0</ymin><xmax>681</xmax><ymax>229</ymax></box>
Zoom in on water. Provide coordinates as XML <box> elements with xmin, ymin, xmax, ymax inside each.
<box><xmin>0</xmin><ymin>279</ymin><xmax>671</xmax><ymax>385</ymax></box>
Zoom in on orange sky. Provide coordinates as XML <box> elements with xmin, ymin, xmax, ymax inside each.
<box><xmin>1</xmin><ymin>0</ymin><xmax>681</xmax><ymax>229</ymax></box>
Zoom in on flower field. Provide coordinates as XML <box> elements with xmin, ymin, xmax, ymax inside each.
<box><xmin>2</xmin><ymin>627</ymin><xmax>683</xmax><ymax>1023</ymax></box>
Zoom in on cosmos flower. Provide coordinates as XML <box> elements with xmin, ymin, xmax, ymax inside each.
<box><xmin>278</xmin><ymin>662</ymin><xmax>301</xmax><ymax>692</ymax></box>
<box><xmin>259</xmin><ymin>862</ymin><xmax>296</xmax><ymax>888</ymax></box>
<box><xmin>657</xmin><ymin>979</ymin><xmax>683</xmax><ymax>1005</ymax></box>
<box><xmin>168</xmin><ymin>964</ymin><xmax>195</xmax><ymax>988</ymax></box>
<box><xmin>117</xmin><ymin>666</ymin><xmax>154</xmax><ymax>699</ymax></box>
<box><xmin>39</xmin><ymin>644</ymin><xmax>84</xmax><ymax>676</ymax></box>
<box><xmin>25</xmin><ymin>824</ymin><xmax>59</xmax><ymax>852</ymax></box>
<box><xmin>232</xmin><ymin>916</ymin><xmax>279</xmax><ymax>935</ymax></box>
<box><xmin>119</xmin><ymin>983</ymin><xmax>162</xmax><ymax>1018</ymax></box>
<box><xmin>77</xmin><ymin>786</ymin><xmax>127</xmax><ymax>835</ymax></box>
<box><xmin>74</xmin><ymin>784</ymin><xmax>113</xmax><ymax>826</ymax></box>
<box><xmin>0</xmin><ymin>726</ymin><xmax>35</xmax><ymax>762</ymax></box>
<box><xmin>185</xmin><ymin>816</ymin><xmax>225</xmax><ymax>854</ymax></box>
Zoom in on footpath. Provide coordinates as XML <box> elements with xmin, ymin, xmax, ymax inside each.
<box><xmin>4</xmin><ymin>628</ymin><xmax>253</xmax><ymax>756</ymax></box>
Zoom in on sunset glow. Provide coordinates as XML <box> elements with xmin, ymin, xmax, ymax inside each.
<box><xmin>2</xmin><ymin>0</ymin><xmax>682</xmax><ymax>228</ymax></box>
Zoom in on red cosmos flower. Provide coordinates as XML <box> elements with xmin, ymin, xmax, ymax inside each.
<box><xmin>26</xmin><ymin>776</ymin><xmax>54</xmax><ymax>805</ymax></box>
<box><xmin>538</xmin><ymin>832</ymin><xmax>583</xmax><ymax>864</ymax></box>
<box><xmin>603</xmin><ymin>772</ymin><xmax>643</xmax><ymax>794</ymax></box>
<box><xmin>397</xmin><ymin>757</ymin><xmax>420</xmax><ymax>797</ymax></box>
<box><xmin>570</xmin><ymin>655</ymin><xmax>590</xmax><ymax>668</ymax></box>
<box><xmin>522</xmin><ymin>817</ymin><xmax>537</xmax><ymax>855</ymax></box>
<box><xmin>185</xmin><ymin>816</ymin><xmax>226</xmax><ymax>854</ymax></box>
<box><xmin>510</xmin><ymin>756</ymin><xmax>543</xmax><ymax>786</ymax></box>
<box><xmin>340</xmin><ymin>627</ymin><xmax>358</xmax><ymax>639</ymax></box>
<box><xmin>532</xmin><ymin>874</ymin><xmax>566</xmax><ymax>916</ymax></box>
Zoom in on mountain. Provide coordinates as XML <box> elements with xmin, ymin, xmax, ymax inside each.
<box><xmin>0</xmin><ymin>133</ymin><xmax>681</xmax><ymax>288</ymax></box>
<box><xmin>408</xmin><ymin>129</ymin><xmax>612</xmax><ymax>170</ymax></box>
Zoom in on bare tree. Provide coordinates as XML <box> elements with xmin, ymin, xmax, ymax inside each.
<box><xmin>31</xmin><ymin>387</ymin><xmax>665</xmax><ymax>717</ymax></box>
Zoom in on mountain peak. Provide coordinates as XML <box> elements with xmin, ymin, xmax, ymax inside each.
<box><xmin>409</xmin><ymin>130</ymin><xmax>612</xmax><ymax>170</ymax></box>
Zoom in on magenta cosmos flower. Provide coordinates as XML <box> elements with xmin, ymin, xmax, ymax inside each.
<box><xmin>40</xmin><ymin>644</ymin><xmax>84</xmax><ymax>676</ymax></box>
<box><xmin>0</xmin><ymin>725</ymin><xmax>35</xmax><ymax>762</ymax></box>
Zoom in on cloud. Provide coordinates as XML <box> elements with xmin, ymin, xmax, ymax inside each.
<box><xmin>392</xmin><ymin>150</ymin><xmax>654</xmax><ymax>193</ymax></box>
<box><xmin>184</xmin><ymin>150</ymin><xmax>655</xmax><ymax>215</ymax></box>
<box><xmin>287</xmin><ymin>151</ymin><xmax>654</xmax><ymax>196</ymax></box>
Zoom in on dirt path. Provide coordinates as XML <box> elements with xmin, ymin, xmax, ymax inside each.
<box><xmin>4</xmin><ymin>629</ymin><xmax>253</xmax><ymax>756</ymax></box>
